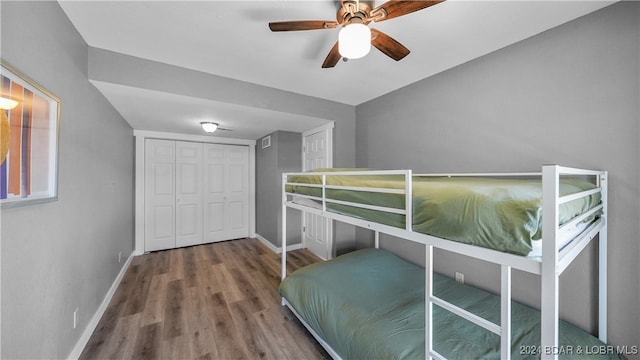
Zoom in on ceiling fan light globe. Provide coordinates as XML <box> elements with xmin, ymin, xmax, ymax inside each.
<box><xmin>338</xmin><ymin>24</ymin><xmax>371</xmax><ymax>59</ymax></box>
<box><xmin>201</xmin><ymin>122</ymin><xmax>218</xmax><ymax>133</ymax></box>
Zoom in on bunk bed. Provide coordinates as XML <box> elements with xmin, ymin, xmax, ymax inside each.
<box><xmin>280</xmin><ymin>165</ymin><xmax>610</xmax><ymax>360</ymax></box>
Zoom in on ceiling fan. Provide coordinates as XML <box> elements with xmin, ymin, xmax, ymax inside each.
<box><xmin>269</xmin><ymin>0</ymin><xmax>444</xmax><ymax>68</ymax></box>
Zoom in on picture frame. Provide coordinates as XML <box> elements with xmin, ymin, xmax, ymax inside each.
<box><xmin>1</xmin><ymin>60</ymin><xmax>61</xmax><ymax>208</ymax></box>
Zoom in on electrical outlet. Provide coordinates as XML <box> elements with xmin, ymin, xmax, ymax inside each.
<box><xmin>455</xmin><ymin>272</ymin><xmax>464</xmax><ymax>284</ymax></box>
<box><xmin>73</xmin><ymin>307</ymin><xmax>79</xmax><ymax>329</ymax></box>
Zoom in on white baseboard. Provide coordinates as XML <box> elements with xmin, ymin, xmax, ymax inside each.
<box><xmin>67</xmin><ymin>252</ymin><xmax>135</xmax><ymax>360</ymax></box>
<box><xmin>254</xmin><ymin>233</ymin><xmax>303</xmax><ymax>253</ymax></box>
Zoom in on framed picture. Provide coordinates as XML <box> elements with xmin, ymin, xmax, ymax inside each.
<box><xmin>0</xmin><ymin>61</ymin><xmax>60</xmax><ymax>207</ymax></box>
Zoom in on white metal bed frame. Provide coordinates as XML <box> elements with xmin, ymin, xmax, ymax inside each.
<box><xmin>280</xmin><ymin>165</ymin><xmax>608</xmax><ymax>360</ymax></box>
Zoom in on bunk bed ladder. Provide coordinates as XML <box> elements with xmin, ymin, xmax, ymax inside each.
<box><xmin>425</xmin><ymin>245</ymin><xmax>436</xmax><ymax>359</ymax></box>
<box><xmin>501</xmin><ymin>265</ymin><xmax>512</xmax><ymax>360</ymax></box>
<box><xmin>425</xmin><ymin>255</ymin><xmax>513</xmax><ymax>360</ymax></box>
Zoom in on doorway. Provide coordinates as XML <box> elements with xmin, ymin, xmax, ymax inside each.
<box><xmin>302</xmin><ymin>123</ymin><xmax>334</xmax><ymax>259</ymax></box>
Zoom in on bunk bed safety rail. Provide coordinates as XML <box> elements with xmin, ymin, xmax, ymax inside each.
<box><xmin>414</xmin><ymin>172</ymin><xmax>541</xmax><ymax>177</ymax></box>
<box><xmin>540</xmin><ymin>165</ymin><xmax>608</xmax><ymax>360</ymax></box>
<box><xmin>284</xmin><ymin>169</ymin><xmax>414</xmax><ymax>231</ymax></box>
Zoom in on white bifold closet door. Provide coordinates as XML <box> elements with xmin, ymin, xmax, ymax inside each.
<box><xmin>144</xmin><ymin>139</ymin><xmax>176</xmax><ymax>252</ymax></box>
<box><xmin>144</xmin><ymin>139</ymin><xmax>248</xmax><ymax>252</ymax></box>
<box><xmin>175</xmin><ymin>141</ymin><xmax>204</xmax><ymax>248</ymax></box>
<box><xmin>204</xmin><ymin>143</ymin><xmax>249</xmax><ymax>243</ymax></box>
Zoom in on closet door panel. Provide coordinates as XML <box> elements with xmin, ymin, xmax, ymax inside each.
<box><xmin>145</xmin><ymin>139</ymin><xmax>176</xmax><ymax>252</ymax></box>
<box><xmin>205</xmin><ymin>201</ymin><xmax>225</xmax><ymax>233</ymax></box>
<box><xmin>207</xmin><ymin>165</ymin><xmax>225</xmax><ymax>193</ymax></box>
<box><xmin>227</xmin><ymin>200</ymin><xmax>246</xmax><ymax>233</ymax></box>
<box><xmin>150</xmin><ymin>206</ymin><xmax>173</xmax><ymax>239</ymax></box>
<box><xmin>203</xmin><ymin>144</ymin><xmax>249</xmax><ymax>242</ymax></box>
<box><xmin>204</xmin><ymin>145</ymin><xmax>228</xmax><ymax>242</ymax></box>
<box><xmin>175</xmin><ymin>142</ymin><xmax>203</xmax><ymax>247</ymax></box>
<box><xmin>226</xmin><ymin>148</ymin><xmax>249</xmax><ymax>239</ymax></box>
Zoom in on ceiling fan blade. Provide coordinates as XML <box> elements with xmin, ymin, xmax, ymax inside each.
<box><xmin>370</xmin><ymin>0</ymin><xmax>444</xmax><ymax>22</ymax></box>
<box><xmin>269</xmin><ymin>20</ymin><xmax>339</xmax><ymax>31</ymax></box>
<box><xmin>322</xmin><ymin>41</ymin><xmax>342</xmax><ymax>68</ymax></box>
<box><xmin>371</xmin><ymin>28</ymin><xmax>410</xmax><ymax>61</ymax></box>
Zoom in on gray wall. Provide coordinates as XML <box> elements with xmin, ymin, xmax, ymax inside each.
<box><xmin>1</xmin><ymin>2</ymin><xmax>134</xmax><ymax>359</ymax></box>
<box><xmin>256</xmin><ymin>131</ymin><xmax>303</xmax><ymax>248</ymax></box>
<box><xmin>355</xmin><ymin>1</ymin><xmax>639</xmax><ymax>355</ymax></box>
<box><xmin>256</xmin><ymin>127</ymin><xmax>360</xmax><ymax>254</ymax></box>
<box><xmin>88</xmin><ymin>43</ymin><xmax>359</xmax><ymax>253</ymax></box>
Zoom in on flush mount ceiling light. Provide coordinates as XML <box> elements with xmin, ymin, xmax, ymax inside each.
<box><xmin>201</xmin><ymin>121</ymin><xmax>219</xmax><ymax>133</ymax></box>
<box><xmin>338</xmin><ymin>23</ymin><xmax>371</xmax><ymax>59</ymax></box>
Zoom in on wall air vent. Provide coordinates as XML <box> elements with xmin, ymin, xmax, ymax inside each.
<box><xmin>262</xmin><ymin>136</ymin><xmax>271</xmax><ymax>149</ymax></box>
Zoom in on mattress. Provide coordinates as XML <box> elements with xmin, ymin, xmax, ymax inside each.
<box><xmin>285</xmin><ymin>171</ymin><xmax>602</xmax><ymax>256</ymax></box>
<box><xmin>279</xmin><ymin>248</ymin><xmax>617</xmax><ymax>360</ymax></box>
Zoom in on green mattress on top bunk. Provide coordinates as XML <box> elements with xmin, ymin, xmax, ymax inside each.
<box><xmin>280</xmin><ymin>248</ymin><xmax>617</xmax><ymax>360</ymax></box>
<box><xmin>285</xmin><ymin>170</ymin><xmax>602</xmax><ymax>256</ymax></box>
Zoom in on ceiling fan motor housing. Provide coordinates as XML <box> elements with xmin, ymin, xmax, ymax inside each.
<box><xmin>338</xmin><ymin>0</ymin><xmax>373</xmax><ymax>25</ymax></box>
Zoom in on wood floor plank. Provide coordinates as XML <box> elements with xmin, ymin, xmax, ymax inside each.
<box><xmin>245</xmin><ymin>267</ymin><xmax>282</xmax><ymax>309</ymax></box>
<box><xmin>206</xmin><ymin>292</ymin><xmax>248</xmax><ymax>360</ymax></box>
<box><xmin>228</xmin><ymin>299</ymin><xmax>272</xmax><ymax>360</ymax></box>
<box><xmin>227</xmin><ymin>240</ymin><xmax>259</xmax><ymax>272</ymax></box>
<box><xmin>153</xmin><ymin>250</ymin><xmax>171</xmax><ymax>275</ymax></box>
<box><xmin>79</xmin><ymin>238</ymin><xmax>327</xmax><ymax>360</ymax></box>
<box><xmin>162</xmin><ymin>334</ymin><xmax>193</xmax><ymax>359</ymax></box>
<box><xmin>282</xmin><ymin>309</ymin><xmax>331</xmax><ymax>359</ymax></box>
<box><xmin>217</xmin><ymin>240</ymin><xmax>245</xmax><ymax>271</ymax></box>
<box><xmin>140</xmin><ymin>273</ymin><xmax>168</xmax><ymax>327</ymax></box>
<box><xmin>203</xmin><ymin>243</ymin><xmax>223</xmax><ymax>265</ymax></box>
<box><xmin>187</xmin><ymin>327</ymin><xmax>218</xmax><ymax>360</ymax></box>
<box><xmin>211</xmin><ymin>263</ymin><xmax>244</xmax><ymax>303</ymax></box>
<box><xmin>183</xmin><ymin>246</ymin><xmax>200</xmax><ymax>288</ymax></box>
<box><xmin>163</xmin><ymin>279</ymin><xmax>187</xmax><ymax>340</ymax></box>
<box><xmin>132</xmin><ymin>322</ymin><xmax>163</xmax><ymax>360</ymax></box>
<box><xmin>107</xmin><ymin>313</ymin><xmax>141</xmax><ymax>359</ymax></box>
<box><xmin>229</xmin><ymin>267</ymin><xmax>265</xmax><ymax>313</ymax></box>
<box><xmin>185</xmin><ymin>286</ymin><xmax>212</xmax><ymax>332</ymax></box>
<box><xmin>167</xmin><ymin>248</ymin><xmax>185</xmax><ymax>282</ymax></box>
<box><xmin>254</xmin><ymin>306</ymin><xmax>327</xmax><ymax>360</ymax></box>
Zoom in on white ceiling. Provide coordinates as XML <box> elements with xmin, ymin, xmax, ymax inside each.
<box><xmin>58</xmin><ymin>0</ymin><xmax>614</xmax><ymax>140</ymax></box>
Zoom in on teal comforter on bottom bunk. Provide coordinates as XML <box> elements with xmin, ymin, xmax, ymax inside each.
<box><xmin>279</xmin><ymin>249</ymin><xmax>617</xmax><ymax>360</ymax></box>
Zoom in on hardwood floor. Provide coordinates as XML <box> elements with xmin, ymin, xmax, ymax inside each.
<box><xmin>80</xmin><ymin>238</ymin><xmax>330</xmax><ymax>360</ymax></box>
